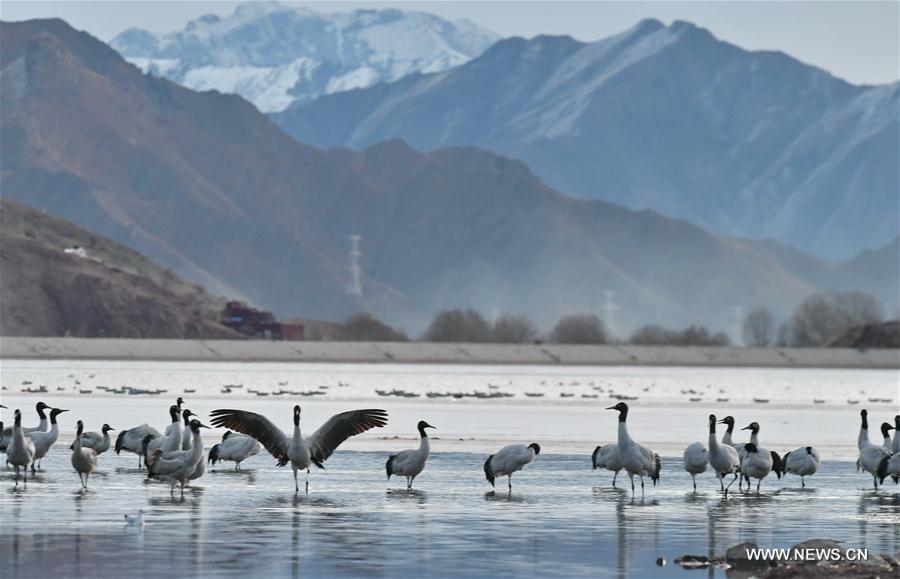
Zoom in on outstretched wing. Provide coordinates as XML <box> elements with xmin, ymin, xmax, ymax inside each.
<box><xmin>307</xmin><ymin>409</ymin><xmax>388</xmax><ymax>466</ymax></box>
<box><xmin>210</xmin><ymin>409</ymin><xmax>290</xmax><ymax>466</ymax></box>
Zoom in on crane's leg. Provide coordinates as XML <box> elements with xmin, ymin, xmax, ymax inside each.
<box><xmin>235</xmin><ymin>462</ymin><xmax>240</xmax><ymax>471</ymax></box>
<box><xmin>629</xmin><ymin>474</ymin><xmax>635</xmax><ymax>494</ymax></box>
<box><xmin>508</xmin><ymin>474</ymin><xmax>513</xmax><ymax>492</ymax></box>
<box><xmin>407</xmin><ymin>477</ymin><xmax>412</xmax><ymax>490</ymax></box>
<box><xmin>23</xmin><ymin>467</ymin><xmax>28</xmax><ymax>488</ymax></box>
<box><xmin>719</xmin><ymin>474</ymin><xmax>724</xmax><ymax>492</ymax></box>
<box><xmin>293</xmin><ymin>468</ymin><xmax>299</xmax><ymax>493</ymax></box>
<box><xmin>85</xmin><ymin>473</ymin><xmax>90</xmax><ymax>490</ymax></box>
<box><xmin>725</xmin><ymin>473</ymin><xmax>739</xmax><ymax>494</ymax></box>
<box><xmin>692</xmin><ymin>474</ymin><xmax>697</xmax><ymax>492</ymax></box>
<box><xmin>873</xmin><ymin>475</ymin><xmax>878</xmax><ymax>490</ymax></box>
<box><xmin>612</xmin><ymin>471</ymin><xmax>618</xmax><ymax>487</ymax></box>
<box><xmin>181</xmin><ymin>480</ymin><xmax>185</xmax><ymax>498</ymax></box>
<box><xmin>306</xmin><ymin>468</ymin><xmax>310</xmax><ymax>493</ymax></box>
<box><xmin>640</xmin><ymin>475</ymin><xmax>645</xmax><ymax>496</ymax></box>
<box><xmin>801</xmin><ymin>476</ymin><xmax>805</xmax><ymax>488</ymax></box>
<box><xmin>756</xmin><ymin>479</ymin><xmax>761</xmax><ymax>494</ymax></box>
<box><xmin>14</xmin><ymin>466</ymin><xmax>19</xmax><ymax>486</ymax></box>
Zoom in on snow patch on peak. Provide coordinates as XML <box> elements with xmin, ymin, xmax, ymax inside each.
<box><xmin>110</xmin><ymin>2</ymin><xmax>499</xmax><ymax>112</ymax></box>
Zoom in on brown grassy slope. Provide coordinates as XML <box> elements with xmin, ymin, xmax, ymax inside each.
<box><xmin>0</xmin><ymin>199</ymin><xmax>241</xmax><ymax>338</ymax></box>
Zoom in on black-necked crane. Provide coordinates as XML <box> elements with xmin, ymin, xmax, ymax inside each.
<box><xmin>209</xmin><ymin>405</ymin><xmax>388</xmax><ymax>492</ymax></box>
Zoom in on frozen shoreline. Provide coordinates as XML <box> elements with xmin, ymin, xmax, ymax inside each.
<box><xmin>1</xmin><ymin>336</ymin><xmax>898</xmax><ymax>368</ymax></box>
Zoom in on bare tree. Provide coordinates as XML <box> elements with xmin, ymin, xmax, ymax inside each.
<box><xmin>338</xmin><ymin>313</ymin><xmax>408</xmax><ymax>342</ymax></box>
<box><xmin>742</xmin><ymin>307</ymin><xmax>774</xmax><ymax>347</ymax></box>
<box><xmin>780</xmin><ymin>291</ymin><xmax>883</xmax><ymax>347</ymax></box>
<box><xmin>493</xmin><ymin>314</ymin><xmax>538</xmax><ymax>344</ymax></box>
<box><xmin>424</xmin><ymin>308</ymin><xmax>493</xmax><ymax>343</ymax></box>
<box><xmin>548</xmin><ymin>314</ymin><xmax>608</xmax><ymax>344</ymax></box>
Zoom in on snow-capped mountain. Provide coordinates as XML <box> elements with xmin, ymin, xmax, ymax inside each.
<box><xmin>111</xmin><ymin>2</ymin><xmax>499</xmax><ymax>112</ymax></box>
<box><xmin>276</xmin><ymin>19</ymin><xmax>899</xmax><ymax>261</ymax></box>
<box><xmin>8</xmin><ymin>19</ymin><xmax>896</xmax><ymax>333</ymax></box>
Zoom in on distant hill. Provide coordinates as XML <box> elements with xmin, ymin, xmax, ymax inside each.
<box><xmin>110</xmin><ymin>2</ymin><xmax>498</xmax><ymax>112</ymax></box>
<box><xmin>0</xmin><ymin>199</ymin><xmax>240</xmax><ymax>339</ymax></box>
<box><xmin>1</xmin><ymin>19</ymin><xmax>896</xmax><ymax>336</ymax></box>
<box><xmin>275</xmin><ymin>19</ymin><xmax>899</xmax><ymax>261</ymax></box>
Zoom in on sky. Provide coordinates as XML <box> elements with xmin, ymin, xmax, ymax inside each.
<box><xmin>1</xmin><ymin>1</ymin><xmax>898</xmax><ymax>86</ymax></box>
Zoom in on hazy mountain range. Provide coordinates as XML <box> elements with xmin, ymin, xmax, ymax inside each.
<box><xmin>110</xmin><ymin>2</ymin><xmax>498</xmax><ymax>112</ymax></box>
<box><xmin>2</xmin><ymin>19</ymin><xmax>896</xmax><ymax>336</ymax></box>
<box><xmin>276</xmin><ymin>18</ymin><xmax>899</xmax><ymax>261</ymax></box>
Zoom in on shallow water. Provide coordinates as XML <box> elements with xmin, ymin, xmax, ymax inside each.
<box><xmin>1</xmin><ymin>360</ymin><xmax>899</xmax><ymax>577</ymax></box>
<box><xmin>1</xmin><ymin>450</ymin><xmax>899</xmax><ymax>578</ymax></box>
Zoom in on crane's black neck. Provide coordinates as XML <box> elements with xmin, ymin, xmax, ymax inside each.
<box><xmin>860</xmin><ymin>412</ymin><xmax>868</xmax><ymax>430</ymax></box>
<box><xmin>418</xmin><ymin>423</ymin><xmax>429</xmax><ymax>438</ymax></box>
<box><xmin>36</xmin><ymin>404</ymin><xmax>47</xmax><ymax>420</ymax></box>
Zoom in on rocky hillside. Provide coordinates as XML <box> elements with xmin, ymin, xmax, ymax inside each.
<box><xmin>0</xmin><ymin>199</ymin><xmax>240</xmax><ymax>339</ymax></box>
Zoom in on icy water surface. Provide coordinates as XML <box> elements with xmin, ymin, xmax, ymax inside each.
<box><xmin>1</xmin><ymin>360</ymin><xmax>899</xmax><ymax>577</ymax></box>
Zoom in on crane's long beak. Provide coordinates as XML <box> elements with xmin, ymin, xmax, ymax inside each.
<box><xmin>717</xmin><ymin>419</ymin><xmax>728</xmax><ymax>424</ymax></box>
<box><xmin>56</xmin><ymin>409</ymin><xmax>70</xmax><ymax>413</ymax></box>
<box><xmin>198</xmin><ymin>423</ymin><xmax>210</xmax><ymax>429</ymax></box>
<box><xmin>740</xmin><ymin>425</ymin><xmax>752</xmax><ymax>430</ymax></box>
<box><xmin>605</xmin><ymin>405</ymin><xmax>617</xmax><ymax>410</ymax></box>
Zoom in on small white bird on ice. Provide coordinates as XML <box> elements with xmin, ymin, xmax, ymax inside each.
<box><xmin>124</xmin><ymin>509</ymin><xmax>145</xmax><ymax>526</ymax></box>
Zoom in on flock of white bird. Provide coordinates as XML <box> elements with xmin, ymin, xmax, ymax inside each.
<box><xmin>1</xmin><ymin>401</ymin><xmax>899</xmax><ymax>498</ymax></box>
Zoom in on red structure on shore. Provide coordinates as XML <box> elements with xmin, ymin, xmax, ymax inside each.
<box><xmin>220</xmin><ymin>301</ymin><xmax>304</xmax><ymax>340</ymax></box>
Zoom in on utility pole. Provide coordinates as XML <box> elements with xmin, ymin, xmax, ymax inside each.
<box><xmin>603</xmin><ymin>290</ymin><xmax>619</xmax><ymax>338</ymax></box>
<box><xmin>348</xmin><ymin>234</ymin><xmax>363</xmax><ymax>298</ymax></box>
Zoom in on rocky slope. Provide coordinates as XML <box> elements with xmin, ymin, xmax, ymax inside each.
<box><xmin>0</xmin><ymin>199</ymin><xmax>240</xmax><ymax>339</ymax></box>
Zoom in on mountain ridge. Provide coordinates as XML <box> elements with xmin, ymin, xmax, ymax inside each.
<box><xmin>2</xmin><ymin>18</ymin><xmax>895</xmax><ymax>336</ymax></box>
<box><xmin>275</xmin><ymin>19</ymin><xmax>899</xmax><ymax>261</ymax></box>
